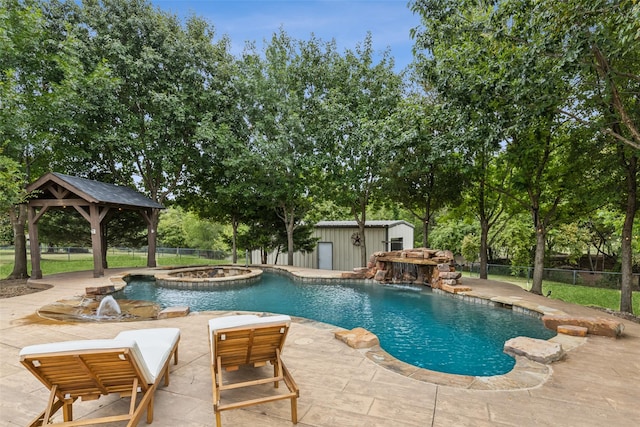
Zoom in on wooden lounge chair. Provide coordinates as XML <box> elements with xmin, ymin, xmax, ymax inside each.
<box><xmin>19</xmin><ymin>327</ymin><xmax>180</xmax><ymax>427</ymax></box>
<box><xmin>208</xmin><ymin>314</ymin><xmax>299</xmax><ymax>426</ymax></box>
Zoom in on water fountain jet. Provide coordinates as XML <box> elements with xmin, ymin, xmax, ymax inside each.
<box><xmin>96</xmin><ymin>295</ymin><xmax>121</xmax><ymax>317</ymax></box>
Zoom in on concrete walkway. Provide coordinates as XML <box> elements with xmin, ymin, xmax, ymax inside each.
<box><xmin>1</xmin><ymin>268</ymin><xmax>638</xmax><ymax>426</ymax></box>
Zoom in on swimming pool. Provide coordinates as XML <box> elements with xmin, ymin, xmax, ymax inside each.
<box><xmin>117</xmin><ymin>272</ymin><xmax>555</xmax><ymax>376</ymax></box>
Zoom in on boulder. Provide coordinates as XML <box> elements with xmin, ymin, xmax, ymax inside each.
<box><xmin>437</xmin><ymin>263</ymin><xmax>452</xmax><ymax>272</ymax></box>
<box><xmin>439</xmin><ymin>271</ymin><xmax>462</xmax><ymax>280</ymax></box>
<box><xmin>441</xmin><ymin>284</ymin><xmax>472</xmax><ymax>294</ymax></box>
<box><xmin>374</xmin><ymin>270</ymin><xmax>388</xmax><ymax>282</ymax></box>
<box><xmin>85</xmin><ymin>285</ymin><xmax>115</xmax><ymax>297</ymax></box>
<box><xmin>504</xmin><ymin>337</ymin><xmax>565</xmax><ymax>364</ymax></box>
<box><xmin>335</xmin><ymin>327</ymin><xmax>379</xmax><ymax>349</ymax></box>
<box><xmin>557</xmin><ymin>325</ymin><xmax>588</xmax><ymax>337</ymax></box>
<box><xmin>158</xmin><ymin>306</ymin><xmax>190</xmax><ymax>319</ymax></box>
<box><xmin>542</xmin><ymin>315</ymin><xmax>624</xmax><ymax>337</ymax></box>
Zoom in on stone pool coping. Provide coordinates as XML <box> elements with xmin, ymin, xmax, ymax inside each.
<box><xmin>99</xmin><ymin>265</ymin><xmax>590</xmax><ymax>390</ymax></box>
<box><xmin>5</xmin><ymin>267</ymin><xmax>639</xmax><ymax>426</ymax></box>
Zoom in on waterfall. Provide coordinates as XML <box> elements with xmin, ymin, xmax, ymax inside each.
<box><xmin>391</xmin><ymin>262</ymin><xmax>418</xmax><ymax>283</ymax></box>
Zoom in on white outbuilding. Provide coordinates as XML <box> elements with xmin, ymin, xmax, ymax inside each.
<box><xmin>252</xmin><ymin>220</ymin><xmax>414</xmax><ymax>271</ymax></box>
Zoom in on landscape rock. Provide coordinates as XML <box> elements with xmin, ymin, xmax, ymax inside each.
<box><xmin>542</xmin><ymin>315</ymin><xmax>624</xmax><ymax>337</ymax></box>
<box><xmin>158</xmin><ymin>306</ymin><xmax>190</xmax><ymax>319</ymax></box>
<box><xmin>504</xmin><ymin>337</ymin><xmax>565</xmax><ymax>364</ymax></box>
<box><xmin>335</xmin><ymin>327</ymin><xmax>380</xmax><ymax>349</ymax></box>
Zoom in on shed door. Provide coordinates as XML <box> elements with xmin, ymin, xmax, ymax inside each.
<box><xmin>318</xmin><ymin>242</ymin><xmax>333</xmax><ymax>270</ymax></box>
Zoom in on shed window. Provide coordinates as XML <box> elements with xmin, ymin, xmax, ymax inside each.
<box><xmin>390</xmin><ymin>238</ymin><xmax>403</xmax><ymax>251</ymax></box>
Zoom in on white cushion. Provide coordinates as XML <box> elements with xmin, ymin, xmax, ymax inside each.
<box><xmin>19</xmin><ymin>338</ymin><xmax>154</xmax><ymax>384</ymax></box>
<box><xmin>114</xmin><ymin>328</ymin><xmax>180</xmax><ymax>382</ymax></box>
<box><xmin>208</xmin><ymin>314</ymin><xmax>291</xmax><ymax>333</ymax></box>
<box><xmin>208</xmin><ymin>315</ymin><xmax>291</xmax><ymax>362</ymax></box>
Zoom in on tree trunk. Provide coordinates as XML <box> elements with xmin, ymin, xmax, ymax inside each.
<box><xmin>619</xmin><ymin>152</ymin><xmax>637</xmax><ymax>314</ymax></box>
<box><xmin>231</xmin><ymin>216</ymin><xmax>238</xmax><ymax>264</ymax></box>
<box><xmin>422</xmin><ymin>219</ymin><xmax>429</xmax><ymax>248</ymax></box>
<box><xmin>531</xmin><ymin>226</ymin><xmax>546</xmax><ymax>295</ymax></box>
<box><xmin>8</xmin><ymin>204</ymin><xmax>29</xmax><ymax>279</ymax></box>
<box><xmin>286</xmin><ymin>209</ymin><xmax>295</xmax><ymax>266</ymax></box>
<box><xmin>479</xmin><ymin>218</ymin><xmax>489</xmax><ymax>280</ymax></box>
<box><xmin>146</xmin><ymin>208</ymin><xmax>160</xmax><ymax>268</ymax></box>
<box><xmin>359</xmin><ymin>221</ymin><xmax>367</xmax><ymax>267</ymax></box>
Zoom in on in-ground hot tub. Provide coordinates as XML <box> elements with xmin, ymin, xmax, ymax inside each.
<box><xmin>154</xmin><ymin>266</ymin><xmax>262</xmax><ymax>289</ymax></box>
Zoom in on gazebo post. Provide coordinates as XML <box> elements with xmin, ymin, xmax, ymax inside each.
<box><xmin>27</xmin><ymin>206</ymin><xmax>43</xmax><ymax>280</ymax></box>
<box><xmin>89</xmin><ymin>204</ymin><xmax>104</xmax><ymax>278</ymax></box>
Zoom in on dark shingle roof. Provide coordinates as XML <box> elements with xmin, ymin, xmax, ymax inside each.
<box><xmin>39</xmin><ymin>173</ymin><xmax>164</xmax><ymax>209</ymax></box>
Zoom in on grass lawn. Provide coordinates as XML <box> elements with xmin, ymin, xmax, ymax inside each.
<box><xmin>462</xmin><ymin>271</ymin><xmax>640</xmax><ymax>314</ymax></box>
<box><xmin>0</xmin><ymin>251</ymin><xmax>222</xmax><ymax>278</ymax></box>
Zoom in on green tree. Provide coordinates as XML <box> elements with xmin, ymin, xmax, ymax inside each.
<box><xmin>383</xmin><ymin>94</ymin><xmax>467</xmax><ymax>248</ymax></box>
<box><xmin>48</xmin><ymin>0</ymin><xmax>234</xmax><ymax>268</ymax></box>
<box><xmin>239</xmin><ymin>30</ymin><xmax>334</xmax><ymax>265</ymax></box>
<box><xmin>488</xmin><ymin>0</ymin><xmax>639</xmax><ymax>310</ymax></box>
<box><xmin>428</xmin><ymin>212</ymin><xmax>477</xmax><ymax>256</ymax></box>
<box><xmin>0</xmin><ymin>0</ymin><xmax>84</xmax><ymax>278</ymax></box>
<box><xmin>411</xmin><ymin>0</ymin><xmax>600</xmax><ymax>295</ymax></box>
<box><xmin>321</xmin><ymin>34</ymin><xmax>403</xmax><ymax>266</ymax></box>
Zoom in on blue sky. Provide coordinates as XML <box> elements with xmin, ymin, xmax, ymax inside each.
<box><xmin>151</xmin><ymin>0</ymin><xmax>421</xmax><ymax>71</ymax></box>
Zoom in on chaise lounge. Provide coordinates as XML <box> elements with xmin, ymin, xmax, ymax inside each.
<box><xmin>19</xmin><ymin>327</ymin><xmax>180</xmax><ymax>427</ymax></box>
<box><xmin>208</xmin><ymin>314</ymin><xmax>299</xmax><ymax>426</ymax></box>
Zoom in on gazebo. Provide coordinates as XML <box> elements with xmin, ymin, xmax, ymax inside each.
<box><xmin>26</xmin><ymin>172</ymin><xmax>164</xmax><ymax>278</ymax></box>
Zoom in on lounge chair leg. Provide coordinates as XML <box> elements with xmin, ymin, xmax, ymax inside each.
<box><xmin>291</xmin><ymin>397</ymin><xmax>298</xmax><ymax>424</ymax></box>
<box><xmin>146</xmin><ymin>393</ymin><xmax>154</xmax><ymax>424</ymax></box>
<box><xmin>215</xmin><ymin>410</ymin><xmax>222</xmax><ymax>427</ymax></box>
<box><xmin>62</xmin><ymin>399</ymin><xmax>73</xmax><ymax>422</ymax></box>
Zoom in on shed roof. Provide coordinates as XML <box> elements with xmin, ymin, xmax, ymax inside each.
<box><xmin>27</xmin><ymin>172</ymin><xmax>164</xmax><ymax>209</ymax></box>
<box><xmin>315</xmin><ymin>220</ymin><xmax>414</xmax><ymax>229</ymax></box>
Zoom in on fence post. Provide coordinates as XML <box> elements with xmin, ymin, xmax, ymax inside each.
<box><xmin>573</xmin><ymin>270</ymin><xmax>577</xmax><ymax>286</ymax></box>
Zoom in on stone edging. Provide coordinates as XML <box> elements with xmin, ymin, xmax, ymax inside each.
<box><xmin>107</xmin><ymin>265</ymin><xmax>584</xmax><ymax>390</ymax></box>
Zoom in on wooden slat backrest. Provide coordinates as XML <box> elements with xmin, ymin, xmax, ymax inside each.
<box><xmin>21</xmin><ymin>348</ymin><xmax>149</xmax><ymax>401</ymax></box>
<box><xmin>214</xmin><ymin>323</ymin><xmax>289</xmax><ymax>368</ymax></box>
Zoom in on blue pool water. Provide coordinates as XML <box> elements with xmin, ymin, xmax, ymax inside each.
<box><xmin>117</xmin><ymin>273</ymin><xmax>555</xmax><ymax>376</ymax></box>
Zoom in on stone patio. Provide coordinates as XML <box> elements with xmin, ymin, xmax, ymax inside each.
<box><xmin>1</xmin><ymin>267</ymin><xmax>638</xmax><ymax>426</ymax></box>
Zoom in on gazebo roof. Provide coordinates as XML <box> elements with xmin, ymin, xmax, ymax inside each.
<box><xmin>27</xmin><ymin>172</ymin><xmax>164</xmax><ymax>209</ymax></box>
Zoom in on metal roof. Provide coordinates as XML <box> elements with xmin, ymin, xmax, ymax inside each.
<box><xmin>28</xmin><ymin>172</ymin><xmax>164</xmax><ymax>209</ymax></box>
<box><xmin>314</xmin><ymin>220</ymin><xmax>414</xmax><ymax>229</ymax></box>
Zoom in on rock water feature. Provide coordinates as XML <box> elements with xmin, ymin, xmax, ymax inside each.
<box><xmin>342</xmin><ymin>247</ymin><xmax>470</xmax><ymax>293</ymax></box>
<box><xmin>37</xmin><ymin>286</ymin><xmax>160</xmax><ymax>322</ymax></box>
<box><xmin>36</xmin><ymin>266</ymin><xmax>261</xmax><ymax>322</ymax></box>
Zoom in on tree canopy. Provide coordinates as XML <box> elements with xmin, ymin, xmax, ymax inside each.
<box><xmin>2</xmin><ymin>0</ymin><xmax>637</xmax><ymax>313</ymax></box>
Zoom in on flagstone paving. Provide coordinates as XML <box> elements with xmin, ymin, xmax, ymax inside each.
<box><xmin>1</xmin><ymin>267</ymin><xmax>638</xmax><ymax>426</ymax></box>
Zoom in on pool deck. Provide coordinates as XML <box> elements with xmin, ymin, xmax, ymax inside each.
<box><xmin>1</xmin><ymin>266</ymin><xmax>639</xmax><ymax>426</ymax></box>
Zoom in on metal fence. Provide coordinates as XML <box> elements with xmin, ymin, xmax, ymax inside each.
<box><xmin>2</xmin><ymin>246</ymin><xmax>638</xmax><ymax>290</ymax></box>
<box><xmin>464</xmin><ymin>263</ymin><xmax>640</xmax><ymax>290</ymax></box>
<box><xmin>0</xmin><ymin>246</ymin><xmax>228</xmax><ymax>262</ymax></box>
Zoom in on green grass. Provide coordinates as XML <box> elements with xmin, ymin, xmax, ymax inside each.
<box><xmin>462</xmin><ymin>271</ymin><xmax>640</xmax><ymax>313</ymax></box>
<box><xmin>0</xmin><ymin>252</ymin><xmax>222</xmax><ymax>278</ymax></box>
